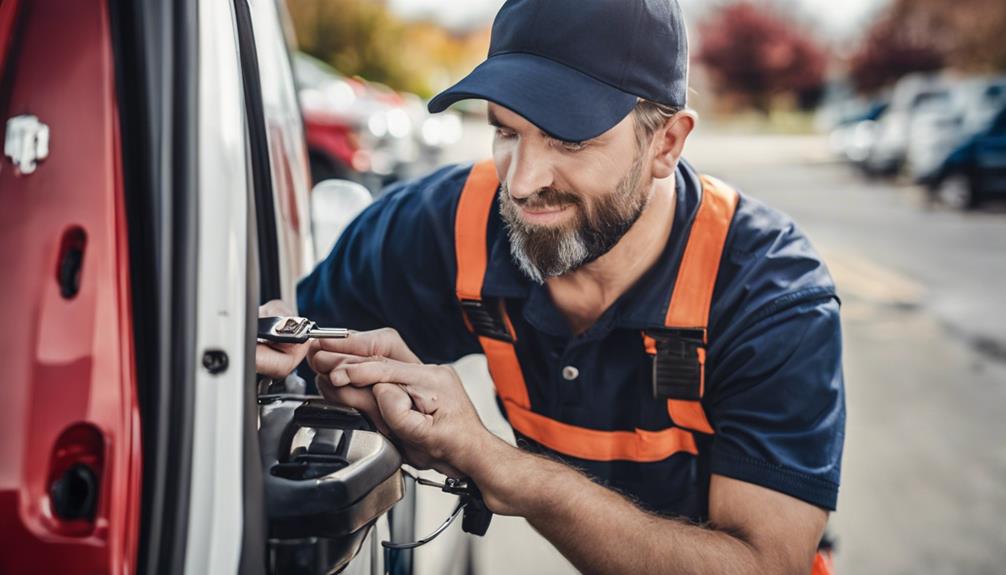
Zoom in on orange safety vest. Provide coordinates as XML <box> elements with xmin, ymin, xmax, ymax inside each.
<box><xmin>454</xmin><ymin>160</ymin><xmax>835</xmax><ymax>575</ymax></box>
<box><xmin>455</xmin><ymin>159</ymin><xmax>736</xmax><ymax>457</ymax></box>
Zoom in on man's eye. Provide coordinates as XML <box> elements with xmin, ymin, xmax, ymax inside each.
<box><xmin>494</xmin><ymin>127</ymin><xmax>516</xmax><ymax>139</ymax></box>
<box><xmin>559</xmin><ymin>140</ymin><xmax>587</xmax><ymax>152</ymax></box>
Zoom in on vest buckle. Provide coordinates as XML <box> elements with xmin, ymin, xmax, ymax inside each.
<box><xmin>645</xmin><ymin>329</ymin><xmax>705</xmax><ymax>401</ymax></box>
<box><xmin>460</xmin><ymin>299</ymin><xmax>514</xmax><ymax>342</ymax></box>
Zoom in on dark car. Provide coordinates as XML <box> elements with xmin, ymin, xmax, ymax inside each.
<box><xmin>926</xmin><ymin>104</ymin><xmax>1006</xmax><ymax>209</ymax></box>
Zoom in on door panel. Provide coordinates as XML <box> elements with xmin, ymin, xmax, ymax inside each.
<box><xmin>182</xmin><ymin>0</ymin><xmax>253</xmax><ymax>573</ymax></box>
<box><xmin>0</xmin><ymin>0</ymin><xmax>141</xmax><ymax>573</ymax></box>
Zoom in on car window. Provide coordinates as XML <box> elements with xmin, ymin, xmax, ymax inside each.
<box><xmin>246</xmin><ymin>0</ymin><xmax>315</xmax><ymax>301</ymax></box>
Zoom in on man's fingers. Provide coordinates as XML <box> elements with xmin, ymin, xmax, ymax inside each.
<box><xmin>314</xmin><ymin>327</ymin><xmax>421</xmax><ymax>364</ymax></box>
<box><xmin>318</xmin><ymin>378</ymin><xmax>392</xmax><ymax>436</ymax></box>
<box><xmin>259</xmin><ymin>299</ymin><xmax>294</xmax><ymax>317</ymax></box>
<box><xmin>331</xmin><ymin>359</ymin><xmax>446</xmax><ymax>403</ymax></box>
<box><xmin>372</xmin><ymin>383</ymin><xmax>432</xmax><ymax>438</ymax></box>
<box><xmin>254</xmin><ymin>300</ymin><xmax>308</xmax><ymax>378</ymax></box>
<box><xmin>308</xmin><ymin>349</ymin><xmax>370</xmax><ymax>376</ymax></box>
<box><xmin>256</xmin><ymin>342</ymin><xmax>305</xmax><ymax>379</ymax></box>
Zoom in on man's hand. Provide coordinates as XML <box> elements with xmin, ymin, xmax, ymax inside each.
<box><xmin>255</xmin><ymin>300</ymin><xmax>310</xmax><ymax>379</ymax></box>
<box><xmin>308</xmin><ymin>328</ymin><xmax>494</xmax><ymax>479</ymax></box>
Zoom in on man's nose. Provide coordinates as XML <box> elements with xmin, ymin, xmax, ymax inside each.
<box><xmin>505</xmin><ymin>143</ymin><xmax>554</xmax><ymax>200</ymax></box>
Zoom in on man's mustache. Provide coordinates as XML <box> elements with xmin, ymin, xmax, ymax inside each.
<box><xmin>503</xmin><ymin>184</ymin><xmax>582</xmax><ymax>210</ymax></box>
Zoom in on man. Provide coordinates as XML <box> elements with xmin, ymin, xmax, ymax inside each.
<box><xmin>259</xmin><ymin>0</ymin><xmax>844</xmax><ymax>573</ymax></box>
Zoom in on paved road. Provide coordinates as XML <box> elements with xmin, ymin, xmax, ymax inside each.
<box><xmin>689</xmin><ymin>132</ymin><xmax>1006</xmax><ymax>575</ymax></box>
<box><xmin>413</xmin><ymin>125</ymin><xmax>1006</xmax><ymax>574</ymax></box>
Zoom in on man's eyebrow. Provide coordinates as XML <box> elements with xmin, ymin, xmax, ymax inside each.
<box><xmin>488</xmin><ymin>110</ymin><xmax>589</xmax><ymax>144</ymax></box>
<box><xmin>487</xmin><ymin>110</ymin><xmax>508</xmax><ymax>127</ymax></box>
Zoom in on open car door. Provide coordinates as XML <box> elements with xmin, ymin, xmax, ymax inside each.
<box><xmin>0</xmin><ymin>1</ymin><xmax>143</xmax><ymax>573</ymax></box>
<box><xmin>1</xmin><ymin>0</ymin><xmax>405</xmax><ymax>572</ymax></box>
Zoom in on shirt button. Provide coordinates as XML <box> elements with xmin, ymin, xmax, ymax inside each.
<box><xmin>561</xmin><ymin>366</ymin><xmax>579</xmax><ymax>381</ymax></box>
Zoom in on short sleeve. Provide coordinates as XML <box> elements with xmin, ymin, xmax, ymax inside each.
<box><xmin>297</xmin><ymin>164</ymin><xmax>482</xmax><ymax>364</ymax></box>
<box><xmin>699</xmin><ymin>189</ymin><xmax>846</xmax><ymax>510</ymax></box>
<box><xmin>706</xmin><ymin>296</ymin><xmax>845</xmax><ymax>510</ymax></box>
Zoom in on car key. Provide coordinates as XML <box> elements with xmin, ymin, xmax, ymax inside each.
<box><xmin>258</xmin><ymin>316</ymin><xmax>350</xmax><ymax>344</ymax></box>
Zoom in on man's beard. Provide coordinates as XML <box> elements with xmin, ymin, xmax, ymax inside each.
<box><xmin>499</xmin><ymin>152</ymin><xmax>650</xmax><ymax>284</ymax></box>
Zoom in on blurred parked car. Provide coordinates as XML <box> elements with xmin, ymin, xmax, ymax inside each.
<box><xmin>401</xmin><ymin>92</ymin><xmax>463</xmax><ymax>172</ymax></box>
<box><xmin>865</xmin><ymin>73</ymin><xmax>950</xmax><ymax>176</ymax></box>
<box><xmin>294</xmin><ymin>52</ymin><xmax>390</xmax><ymax>188</ymax></box>
<box><xmin>294</xmin><ymin>52</ymin><xmax>445</xmax><ymax>192</ymax></box>
<box><xmin>907</xmin><ymin>76</ymin><xmax>1006</xmax><ymax>182</ymax></box>
<box><xmin>925</xmin><ymin>104</ymin><xmax>1006</xmax><ymax>209</ymax></box>
<box><xmin>1</xmin><ymin>1</ymin><xmax>415</xmax><ymax>574</ymax></box>
<box><xmin>828</xmin><ymin>99</ymin><xmax>890</xmax><ymax>165</ymax></box>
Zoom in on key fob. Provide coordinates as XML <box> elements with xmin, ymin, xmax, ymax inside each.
<box><xmin>258</xmin><ymin>316</ymin><xmax>314</xmax><ymax>344</ymax></box>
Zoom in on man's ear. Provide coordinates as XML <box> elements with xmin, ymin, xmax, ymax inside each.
<box><xmin>650</xmin><ymin>110</ymin><xmax>697</xmax><ymax>180</ymax></box>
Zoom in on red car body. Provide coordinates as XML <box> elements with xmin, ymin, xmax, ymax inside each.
<box><xmin>0</xmin><ymin>0</ymin><xmax>141</xmax><ymax>573</ymax></box>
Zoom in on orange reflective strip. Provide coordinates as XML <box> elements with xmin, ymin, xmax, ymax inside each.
<box><xmin>642</xmin><ymin>333</ymin><xmax>658</xmax><ymax>355</ymax></box>
<box><xmin>662</xmin><ymin>176</ymin><xmax>738</xmax><ymax>435</ymax></box>
<box><xmin>811</xmin><ymin>550</ymin><xmax>835</xmax><ymax>575</ymax></box>
<box><xmin>455</xmin><ymin>160</ymin><xmax>500</xmax><ymax>301</ymax></box>
<box><xmin>487</xmin><ymin>325</ymin><xmax>694</xmax><ymax>460</ymax></box>
<box><xmin>664</xmin><ymin>176</ymin><xmax>740</xmax><ymax>333</ymax></box>
<box><xmin>454</xmin><ymin>161</ymin><xmax>530</xmax><ymax>409</ymax></box>
<box><xmin>666</xmin><ymin>400</ymin><xmax>714</xmax><ymax>435</ymax></box>
<box><xmin>504</xmin><ymin>400</ymin><xmax>698</xmax><ymax>462</ymax></box>
<box><xmin>697</xmin><ymin>346</ymin><xmax>707</xmax><ymax>396</ymax></box>
<box><xmin>479</xmin><ymin>335</ymin><xmax>531</xmax><ymax>410</ymax></box>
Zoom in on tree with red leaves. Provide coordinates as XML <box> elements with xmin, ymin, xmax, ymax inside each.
<box><xmin>848</xmin><ymin>0</ymin><xmax>1006</xmax><ymax>94</ymax></box>
<box><xmin>848</xmin><ymin>3</ymin><xmax>949</xmax><ymax>94</ymax></box>
<box><xmin>695</xmin><ymin>1</ymin><xmax>828</xmax><ymax>112</ymax></box>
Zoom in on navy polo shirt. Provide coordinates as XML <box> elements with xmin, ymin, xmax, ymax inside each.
<box><xmin>298</xmin><ymin>160</ymin><xmax>845</xmax><ymax>521</ymax></box>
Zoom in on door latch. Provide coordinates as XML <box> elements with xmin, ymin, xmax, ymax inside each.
<box><xmin>4</xmin><ymin>114</ymin><xmax>50</xmax><ymax>175</ymax></box>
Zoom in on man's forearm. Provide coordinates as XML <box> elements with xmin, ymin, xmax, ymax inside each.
<box><xmin>462</xmin><ymin>436</ymin><xmax>763</xmax><ymax>575</ymax></box>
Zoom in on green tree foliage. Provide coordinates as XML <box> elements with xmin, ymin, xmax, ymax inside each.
<box><xmin>287</xmin><ymin>0</ymin><xmax>489</xmax><ymax>98</ymax></box>
<box><xmin>695</xmin><ymin>1</ymin><xmax>828</xmax><ymax>113</ymax></box>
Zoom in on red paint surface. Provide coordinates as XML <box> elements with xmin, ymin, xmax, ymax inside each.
<box><xmin>0</xmin><ymin>0</ymin><xmax>141</xmax><ymax>573</ymax></box>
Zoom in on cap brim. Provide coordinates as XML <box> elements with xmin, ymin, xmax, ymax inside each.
<box><xmin>428</xmin><ymin>53</ymin><xmax>638</xmax><ymax>142</ymax></box>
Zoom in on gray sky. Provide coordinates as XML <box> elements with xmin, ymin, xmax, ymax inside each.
<box><xmin>388</xmin><ymin>0</ymin><xmax>888</xmax><ymax>38</ymax></box>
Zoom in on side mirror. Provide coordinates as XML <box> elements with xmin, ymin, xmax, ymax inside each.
<box><xmin>310</xmin><ymin>179</ymin><xmax>373</xmax><ymax>263</ymax></box>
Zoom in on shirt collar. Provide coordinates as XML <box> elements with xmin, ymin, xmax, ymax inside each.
<box><xmin>481</xmin><ymin>159</ymin><xmax>705</xmax><ymax>338</ymax></box>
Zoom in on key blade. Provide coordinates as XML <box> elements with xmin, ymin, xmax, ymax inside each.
<box><xmin>308</xmin><ymin>327</ymin><xmax>351</xmax><ymax>339</ymax></box>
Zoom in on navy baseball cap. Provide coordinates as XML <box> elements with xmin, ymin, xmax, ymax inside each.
<box><xmin>428</xmin><ymin>0</ymin><xmax>690</xmax><ymax>142</ymax></box>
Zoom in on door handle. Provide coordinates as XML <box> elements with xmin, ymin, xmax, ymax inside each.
<box><xmin>259</xmin><ymin>397</ymin><xmax>403</xmax><ymax>540</ymax></box>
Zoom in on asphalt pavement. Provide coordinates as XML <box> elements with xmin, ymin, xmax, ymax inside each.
<box><xmin>412</xmin><ymin>123</ymin><xmax>1006</xmax><ymax>575</ymax></box>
